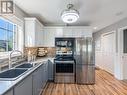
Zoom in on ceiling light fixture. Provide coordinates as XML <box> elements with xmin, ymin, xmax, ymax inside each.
<box><xmin>61</xmin><ymin>4</ymin><xmax>79</xmax><ymax>23</ymax></box>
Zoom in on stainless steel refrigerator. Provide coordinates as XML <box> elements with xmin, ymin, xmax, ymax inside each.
<box><xmin>74</xmin><ymin>37</ymin><xmax>95</xmax><ymax>84</ymax></box>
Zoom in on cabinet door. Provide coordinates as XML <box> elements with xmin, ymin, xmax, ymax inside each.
<box><xmin>43</xmin><ymin>62</ymin><xmax>48</xmax><ymax>87</ymax></box>
<box><xmin>45</xmin><ymin>62</ymin><xmax>48</xmax><ymax>81</ymax></box>
<box><xmin>4</xmin><ymin>89</ymin><xmax>13</xmax><ymax>95</ymax></box>
<box><xmin>35</xmin><ymin>30</ymin><xmax>44</xmax><ymax>46</ymax></box>
<box><xmin>63</xmin><ymin>28</ymin><xmax>82</xmax><ymax>37</ymax></box>
<box><xmin>48</xmin><ymin>60</ymin><xmax>54</xmax><ymax>81</ymax></box>
<box><xmin>63</xmin><ymin>28</ymin><xmax>92</xmax><ymax>37</ymax></box>
<box><xmin>81</xmin><ymin>29</ymin><xmax>92</xmax><ymax>37</ymax></box>
<box><xmin>25</xmin><ymin>18</ymin><xmax>44</xmax><ymax>47</ymax></box>
<box><xmin>41</xmin><ymin>64</ymin><xmax>45</xmax><ymax>89</ymax></box>
<box><xmin>33</xmin><ymin>67</ymin><xmax>42</xmax><ymax>95</ymax></box>
<box><xmin>25</xmin><ymin>20</ymin><xmax>35</xmax><ymax>47</ymax></box>
<box><xmin>43</xmin><ymin>29</ymin><xmax>55</xmax><ymax>47</ymax></box>
<box><xmin>55</xmin><ymin>28</ymin><xmax>63</xmax><ymax>37</ymax></box>
<box><xmin>14</xmin><ymin>75</ymin><xmax>32</xmax><ymax>95</ymax></box>
<box><xmin>63</xmin><ymin>28</ymin><xmax>73</xmax><ymax>37</ymax></box>
<box><xmin>35</xmin><ymin>21</ymin><xmax>44</xmax><ymax>46</ymax></box>
<box><xmin>40</xmin><ymin>64</ymin><xmax>44</xmax><ymax>87</ymax></box>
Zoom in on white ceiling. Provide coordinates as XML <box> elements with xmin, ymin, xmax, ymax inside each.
<box><xmin>14</xmin><ymin>0</ymin><xmax>127</xmax><ymax>32</ymax></box>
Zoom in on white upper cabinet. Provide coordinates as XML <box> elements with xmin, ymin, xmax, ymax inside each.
<box><xmin>25</xmin><ymin>18</ymin><xmax>44</xmax><ymax>47</ymax></box>
<box><xmin>43</xmin><ymin>27</ymin><xmax>64</xmax><ymax>47</ymax></box>
<box><xmin>43</xmin><ymin>26</ymin><xmax>92</xmax><ymax>47</ymax></box>
<box><xmin>43</xmin><ymin>28</ymin><xmax>56</xmax><ymax>47</ymax></box>
<box><xmin>25</xmin><ymin>21</ymin><xmax>92</xmax><ymax>47</ymax></box>
<box><xmin>63</xmin><ymin>27</ymin><xmax>92</xmax><ymax>37</ymax></box>
<box><xmin>63</xmin><ymin>28</ymin><xmax>73</xmax><ymax>37</ymax></box>
<box><xmin>55</xmin><ymin>28</ymin><xmax>64</xmax><ymax>37</ymax></box>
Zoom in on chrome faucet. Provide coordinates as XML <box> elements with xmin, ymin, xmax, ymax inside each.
<box><xmin>9</xmin><ymin>50</ymin><xmax>23</xmax><ymax>69</ymax></box>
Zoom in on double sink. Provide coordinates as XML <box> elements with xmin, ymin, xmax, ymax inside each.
<box><xmin>0</xmin><ymin>63</ymin><xmax>35</xmax><ymax>81</ymax></box>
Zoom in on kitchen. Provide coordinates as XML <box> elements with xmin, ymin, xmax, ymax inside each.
<box><xmin>0</xmin><ymin>0</ymin><xmax>127</xmax><ymax>95</ymax></box>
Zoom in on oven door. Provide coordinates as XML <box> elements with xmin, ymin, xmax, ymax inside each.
<box><xmin>55</xmin><ymin>62</ymin><xmax>75</xmax><ymax>76</ymax></box>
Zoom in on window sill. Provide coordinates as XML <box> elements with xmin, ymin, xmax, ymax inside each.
<box><xmin>0</xmin><ymin>52</ymin><xmax>22</xmax><ymax>61</ymax></box>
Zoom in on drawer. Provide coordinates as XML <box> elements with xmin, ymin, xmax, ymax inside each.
<box><xmin>55</xmin><ymin>75</ymin><xmax>75</xmax><ymax>83</ymax></box>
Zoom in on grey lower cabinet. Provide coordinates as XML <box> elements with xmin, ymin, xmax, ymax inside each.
<box><xmin>3</xmin><ymin>62</ymin><xmax>49</xmax><ymax>95</ymax></box>
<box><xmin>33</xmin><ymin>65</ymin><xmax>43</xmax><ymax>95</ymax></box>
<box><xmin>48</xmin><ymin>60</ymin><xmax>54</xmax><ymax>81</ymax></box>
<box><xmin>33</xmin><ymin>62</ymin><xmax>48</xmax><ymax>95</ymax></box>
<box><xmin>4</xmin><ymin>89</ymin><xmax>13</xmax><ymax>95</ymax></box>
<box><xmin>14</xmin><ymin>75</ymin><xmax>33</xmax><ymax>95</ymax></box>
<box><xmin>42</xmin><ymin>62</ymin><xmax>48</xmax><ymax>89</ymax></box>
<box><xmin>42</xmin><ymin>63</ymin><xmax>45</xmax><ymax>89</ymax></box>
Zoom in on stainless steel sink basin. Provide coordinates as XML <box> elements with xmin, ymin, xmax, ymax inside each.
<box><xmin>0</xmin><ymin>69</ymin><xmax>28</xmax><ymax>81</ymax></box>
<box><xmin>15</xmin><ymin>63</ymin><xmax>33</xmax><ymax>69</ymax></box>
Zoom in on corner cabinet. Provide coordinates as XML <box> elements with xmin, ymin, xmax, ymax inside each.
<box><xmin>25</xmin><ymin>18</ymin><xmax>44</xmax><ymax>47</ymax></box>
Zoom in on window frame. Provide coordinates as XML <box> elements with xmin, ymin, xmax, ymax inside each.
<box><xmin>0</xmin><ymin>17</ymin><xmax>17</xmax><ymax>53</ymax></box>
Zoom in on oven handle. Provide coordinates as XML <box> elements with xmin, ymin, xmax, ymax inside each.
<box><xmin>54</xmin><ymin>61</ymin><xmax>75</xmax><ymax>63</ymax></box>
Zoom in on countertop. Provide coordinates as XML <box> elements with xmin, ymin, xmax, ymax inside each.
<box><xmin>0</xmin><ymin>57</ymin><xmax>54</xmax><ymax>95</ymax></box>
<box><xmin>34</xmin><ymin>57</ymin><xmax>54</xmax><ymax>63</ymax></box>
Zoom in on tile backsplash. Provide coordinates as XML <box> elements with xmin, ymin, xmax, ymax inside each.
<box><xmin>47</xmin><ymin>47</ymin><xmax>56</xmax><ymax>57</ymax></box>
<box><xmin>24</xmin><ymin>47</ymin><xmax>56</xmax><ymax>58</ymax></box>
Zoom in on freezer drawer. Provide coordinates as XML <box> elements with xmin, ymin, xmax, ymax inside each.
<box><xmin>76</xmin><ymin>64</ymin><xmax>95</xmax><ymax>84</ymax></box>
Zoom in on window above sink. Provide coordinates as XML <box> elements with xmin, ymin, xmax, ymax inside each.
<box><xmin>0</xmin><ymin>18</ymin><xmax>16</xmax><ymax>52</ymax></box>
<box><xmin>0</xmin><ymin>16</ymin><xmax>24</xmax><ymax>59</ymax></box>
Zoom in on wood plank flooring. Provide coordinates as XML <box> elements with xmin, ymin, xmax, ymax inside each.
<box><xmin>42</xmin><ymin>69</ymin><xmax>127</xmax><ymax>95</ymax></box>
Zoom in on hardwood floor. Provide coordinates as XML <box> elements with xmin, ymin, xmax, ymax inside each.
<box><xmin>42</xmin><ymin>70</ymin><xmax>127</xmax><ymax>95</ymax></box>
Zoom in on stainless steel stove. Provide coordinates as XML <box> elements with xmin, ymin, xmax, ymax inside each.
<box><xmin>54</xmin><ymin>38</ymin><xmax>75</xmax><ymax>83</ymax></box>
<box><xmin>54</xmin><ymin>57</ymin><xmax>75</xmax><ymax>83</ymax></box>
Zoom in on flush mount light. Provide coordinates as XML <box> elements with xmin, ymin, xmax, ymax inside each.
<box><xmin>61</xmin><ymin>4</ymin><xmax>79</xmax><ymax>23</ymax></box>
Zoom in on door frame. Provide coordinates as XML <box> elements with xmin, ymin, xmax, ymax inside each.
<box><xmin>117</xmin><ymin>26</ymin><xmax>127</xmax><ymax>80</ymax></box>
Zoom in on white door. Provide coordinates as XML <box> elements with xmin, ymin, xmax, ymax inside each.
<box><xmin>101</xmin><ymin>32</ymin><xmax>115</xmax><ymax>74</ymax></box>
